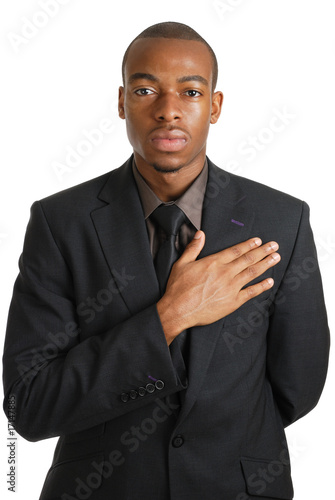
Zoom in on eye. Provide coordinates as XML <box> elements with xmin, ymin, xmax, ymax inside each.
<box><xmin>184</xmin><ymin>90</ymin><xmax>202</xmax><ymax>97</ymax></box>
<box><xmin>134</xmin><ymin>88</ymin><xmax>155</xmax><ymax>96</ymax></box>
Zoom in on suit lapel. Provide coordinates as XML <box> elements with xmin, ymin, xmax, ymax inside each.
<box><xmin>177</xmin><ymin>158</ymin><xmax>255</xmax><ymax>425</ymax></box>
<box><xmin>91</xmin><ymin>156</ymin><xmax>160</xmax><ymax>315</ymax></box>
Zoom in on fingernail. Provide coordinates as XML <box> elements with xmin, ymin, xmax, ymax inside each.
<box><xmin>253</xmin><ymin>238</ymin><xmax>262</xmax><ymax>247</ymax></box>
<box><xmin>267</xmin><ymin>278</ymin><xmax>274</xmax><ymax>286</ymax></box>
<box><xmin>194</xmin><ymin>231</ymin><xmax>202</xmax><ymax>240</ymax></box>
<box><xmin>271</xmin><ymin>253</ymin><xmax>280</xmax><ymax>261</ymax></box>
<box><xmin>266</xmin><ymin>242</ymin><xmax>279</xmax><ymax>252</ymax></box>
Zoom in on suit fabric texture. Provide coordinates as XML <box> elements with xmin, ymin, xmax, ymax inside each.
<box><xmin>3</xmin><ymin>156</ymin><xmax>330</xmax><ymax>499</ymax></box>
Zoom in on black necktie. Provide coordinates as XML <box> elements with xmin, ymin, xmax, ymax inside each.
<box><xmin>150</xmin><ymin>204</ymin><xmax>188</xmax><ymax>295</ymax></box>
<box><xmin>150</xmin><ymin>204</ymin><xmax>189</xmax><ymax>402</ymax></box>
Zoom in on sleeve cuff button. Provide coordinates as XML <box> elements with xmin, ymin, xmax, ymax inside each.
<box><xmin>145</xmin><ymin>383</ymin><xmax>155</xmax><ymax>393</ymax></box>
<box><xmin>129</xmin><ymin>390</ymin><xmax>138</xmax><ymax>400</ymax></box>
<box><xmin>138</xmin><ymin>386</ymin><xmax>146</xmax><ymax>396</ymax></box>
<box><xmin>121</xmin><ymin>393</ymin><xmax>129</xmax><ymax>403</ymax></box>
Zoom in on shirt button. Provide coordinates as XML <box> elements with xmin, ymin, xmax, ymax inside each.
<box><xmin>138</xmin><ymin>387</ymin><xmax>146</xmax><ymax>397</ymax></box>
<box><xmin>121</xmin><ymin>393</ymin><xmax>129</xmax><ymax>403</ymax></box>
<box><xmin>155</xmin><ymin>380</ymin><xmax>165</xmax><ymax>390</ymax></box>
<box><xmin>145</xmin><ymin>383</ymin><xmax>155</xmax><ymax>394</ymax></box>
<box><xmin>129</xmin><ymin>390</ymin><xmax>138</xmax><ymax>400</ymax></box>
<box><xmin>172</xmin><ymin>435</ymin><xmax>184</xmax><ymax>448</ymax></box>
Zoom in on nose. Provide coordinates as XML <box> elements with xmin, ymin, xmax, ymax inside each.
<box><xmin>153</xmin><ymin>92</ymin><xmax>182</xmax><ymax>122</ymax></box>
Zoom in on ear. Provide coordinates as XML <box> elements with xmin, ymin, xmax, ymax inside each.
<box><xmin>210</xmin><ymin>91</ymin><xmax>224</xmax><ymax>124</ymax></box>
<box><xmin>118</xmin><ymin>86</ymin><xmax>125</xmax><ymax>119</ymax></box>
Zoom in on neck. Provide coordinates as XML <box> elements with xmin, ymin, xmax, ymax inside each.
<box><xmin>134</xmin><ymin>153</ymin><xmax>206</xmax><ymax>202</ymax></box>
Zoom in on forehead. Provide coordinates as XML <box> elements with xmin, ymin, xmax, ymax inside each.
<box><xmin>124</xmin><ymin>37</ymin><xmax>213</xmax><ymax>84</ymax></box>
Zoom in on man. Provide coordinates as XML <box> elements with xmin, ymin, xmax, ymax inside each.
<box><xmin>3</xmin><ymin>22</ymin><xmax>329</xmax><ymax>500</ymax></box>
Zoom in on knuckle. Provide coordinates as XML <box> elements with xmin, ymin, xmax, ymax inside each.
<box><xmin>246</xmin><ymin>286</ymin><xmax>256</xmax><ymax>298</ymax></box>
<box><xmin>207</xmin><ymin>254</ymin><xmax>218</xmax><ymax>269</ymax></box>
<box><xmin>247</xmin><ymin>265</ymin><xmax>257</xmax><ymax>277</ymax></box>
<box><xmin>231</xmin><ymin>245</ymin><xmax>242</xmax><ymax>258</ymax></box>
<box><xmin>243</xmin><ymin>252</ymin><xmax>255</xmax><ymax>265</ymax></box>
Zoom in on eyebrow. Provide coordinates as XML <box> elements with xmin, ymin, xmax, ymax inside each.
<box><xmin>177</xmin><ymin>75</ymin><xmax>209</xmax><ymax>86</ymax></box>
<box><xmin>128</xmin><ymin>72</ymin><xmax>209</xmax><ymax>87</ymax></box>
<box><xmin>128</xmin><ymin>73</ymin><xmax>159</xmax><ymax>84</ymax></box>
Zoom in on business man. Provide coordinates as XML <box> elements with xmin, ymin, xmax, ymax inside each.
<box><xmin>3</xmin><ymin>22</ymin><xmax>329</xmax><ymax>500</ymax></box>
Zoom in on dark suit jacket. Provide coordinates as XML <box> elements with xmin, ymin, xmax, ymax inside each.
<box><xmin>3</xmin><ymin>157</ymin><xmax>329</xmax><ymax>499</ymax></box>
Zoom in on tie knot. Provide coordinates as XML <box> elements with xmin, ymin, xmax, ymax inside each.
<box><xmin>150</xmin><ymin>204</ymin><xmax>187</xmax><ymax>237</ymax></box>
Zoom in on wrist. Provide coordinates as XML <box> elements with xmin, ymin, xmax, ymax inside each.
<box><xmin>156</xmin><ymin>295</ymin><xmax>186</xmax><ymax>345</ymax></box>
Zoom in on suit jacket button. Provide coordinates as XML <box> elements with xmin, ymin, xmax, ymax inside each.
<box><xmin>138</xmin><ymin>387</ymin><xmax>146</xmax><ymax>397</ymax></box>
<box><xmin>121</xmin><ymin>393</ymin><xmax>129</xmax><ymax>403</ymax></box>
<box><xmin>155</xmin><ymin>380</ymin><xmax>164</xmax><ymax>390</ymax></box>
<box><xmin>129</xmin><ymin>390</ymin><xmax>138</xmax><ymax>400</ymax></box>
<box><xmin>145</xmin><ymin>383</ymin><xmax>155</xmax><ymax>393</ymax></box>
<box><xmin>172</xmin><ymin>435</ymin><xmax>184</xmax><ymax>448</ymax></box>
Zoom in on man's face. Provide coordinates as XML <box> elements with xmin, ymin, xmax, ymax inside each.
<box><xmin>119</xmin><ymin>38</ymin><xmax>223</xmax><ymax>174</ymax></box>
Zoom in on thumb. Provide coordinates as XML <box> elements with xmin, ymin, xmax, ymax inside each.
<box><xmin>179</xmin><ymin>231</ymin><xmax>205</xmax><ymax>264</ymax></box>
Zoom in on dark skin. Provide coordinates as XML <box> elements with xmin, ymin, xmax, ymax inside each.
<box><xmin>119</xmin><ymin>37</ymin><xmax>280</xmax><ymax>344</ymax></box>
<box><xmin>119</xmin><ymin>38</ymin><xmax>221</xmax><ymax>201</ymax></box>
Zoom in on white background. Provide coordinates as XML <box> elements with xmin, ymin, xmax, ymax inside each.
<box><xmin>0</xmin><ymin>0</ymin><xmax>334</xmax><ymax>498</ymax></box>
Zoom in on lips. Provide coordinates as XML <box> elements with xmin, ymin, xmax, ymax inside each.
<box><xmin>150</xmin><ymin>129</ymin><xmax>189</xmax><ymax>152</ymax></box>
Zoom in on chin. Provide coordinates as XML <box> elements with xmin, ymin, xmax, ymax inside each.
<box><xmin>152</xmin><ymin>163</ymin><xmax>185</xmax><ymax>174</ymax></box>
<box><xmin>150</xmin><ymin>154</ymin><xmax>187</xmax><ymax>174</ymax></box>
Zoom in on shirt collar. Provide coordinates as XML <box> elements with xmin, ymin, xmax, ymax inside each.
<box><xmin>132</xmin><ymin>159</ymin><xmax>208</xmax><ymax>231</ymax></box>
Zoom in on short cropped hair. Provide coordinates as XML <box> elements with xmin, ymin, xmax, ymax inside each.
<box><xmin>122</xmin><ymin>22</ymin><xmax>218</xmax><ymax>92</ymax></box>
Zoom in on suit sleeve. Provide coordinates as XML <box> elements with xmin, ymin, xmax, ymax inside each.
<box><xmin>266</xmin><ymin>201</ymin><xmax>330</xmax><ymax>427</ymax></box>
<box><xmin>2</xmin><ymin>201</ymin><xmax>184</xmax><ymax>442</ymax></box>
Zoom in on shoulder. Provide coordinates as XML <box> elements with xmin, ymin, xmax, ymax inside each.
<box><xmin>25</xmin><ymin>159</ymin><xmax>132</xmax><ymax>241</ymax></box>
<box><xmin>208</xmin><ymin>159</ymin><xmax>305</xmax><ymax>216</ymax></box>
<box><xmin>36</xmin><ymin>158</ymin><xmax>131</xmax><ymax>217</ymax></box>
<box><xmin>207</xmin><ymin>160</ymin><xmax>311</xmax><ymax>248</ymax></box>
<box><xmin>39</xmin><ymin>171</ymin><xmax>111</xmax><ymax>212</ymax></box>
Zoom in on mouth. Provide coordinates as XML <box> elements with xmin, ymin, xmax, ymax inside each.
<box><xmin>150</xmin><ymin>129</ymin><xmax>189</xmax><ymax>153</ymax></box>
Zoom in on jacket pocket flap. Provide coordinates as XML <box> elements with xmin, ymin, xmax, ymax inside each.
<box><xmin>40</xmin><ymin>452</ymin><xmax>105</xmax><ymax>498</ymax></box>
<box><xmin>240</xmin><ymin>457</ymin><xmax>293</xmax><ymax>499</ymax></box>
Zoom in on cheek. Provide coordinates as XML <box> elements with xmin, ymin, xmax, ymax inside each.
<box><xmin>124</xmin><ymin>96</ymin><xmax>141</xmax><ymax>121</ymax></box>
<box><xmin>191</xmin><ymin>113</ymin><xmax>211</xmax><ymax>141</ymax></box>
<box><xmin>124</xmin><ymin>112</ymin><xmax>149</xmax><ymax>153</ymax></box>
<box><xmin>125</xmin><ymin>122</ymin><xmax>140</xmax><ymax>148</ymax></box>
<box><xmin>188</xmin><ymin>103</ymin><xmax>212</xmax><ymax>132</ymax></box>
<box><xmin>125</xmin><ymin>101</ymin><xmax>151</xmax><ymax>129</ymax></box>
<box><xmin>124</xmin><ymin>108</ymin><xmax>142</xmax><ymax>134</ymax></box>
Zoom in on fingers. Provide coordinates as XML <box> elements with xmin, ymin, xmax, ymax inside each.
<box><xmin>181</xmin><ymin>235</ymin><xmax>264</xmax><ymax>267</ymax></box>
<box><xmin>239</xmin><ymin>277</ymin><xmax>275</xmax><ymax>304</ymax></box>
<box><xmin>235</xmin><ymin>244</ymin><xmax>281</xmax><ymax>284</ymax></box>
<box><xmin>178</xmin><ymin>234</ymin><xmax>280</xmax><ymax>278</ymax></box>
<box><xmin>219</xmin><ymin>237</ymin><xmax>264</xmax><ymax>264</ymax></box>
<box><xmin>228</xmin><ymin>239</ymin><xmax>279</xmax><ymax>275</ymax></box>
<box><xmin>178</xmin><ymin>230</ymin><xmax>205</xmax><ymax>264</ymax></box>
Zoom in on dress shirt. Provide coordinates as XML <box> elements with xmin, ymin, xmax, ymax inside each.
<box><xmin>132</xmin><ymin>159</ymin><xmax>208</xmax><ymax>259</ymax></box>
